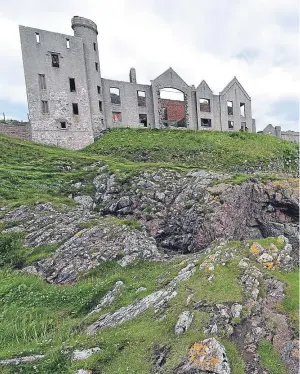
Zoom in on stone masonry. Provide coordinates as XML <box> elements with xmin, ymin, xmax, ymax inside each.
<box><xmin>19</xmin><ymin>16</ymin><xmax>256</xmax><ymax>150</ymax></box>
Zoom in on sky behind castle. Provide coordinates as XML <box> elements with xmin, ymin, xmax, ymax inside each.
<box><xmin>0</xmin><ymin>0</ymin><xmax>298</xmax><ymax>131</ymax></box>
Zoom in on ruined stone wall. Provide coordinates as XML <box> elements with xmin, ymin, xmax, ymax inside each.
<box><xmin>102</xmin><ymin>78</ymin><xmax>155</xmax><ymax>128</ymax></box>
<box><xmin>0</xmin><ymin>123</ymin><xmax>31</xmax><ymax>141</ymax></box>
<box><xmin>281</xmin><ymin>132</ymin><xmax>299</xmax><ymax>143</ymax></box>
<box><xmin>19</xmin><ymin>25</ymin><xmax>94</xmax><ymax>150</ymax></box>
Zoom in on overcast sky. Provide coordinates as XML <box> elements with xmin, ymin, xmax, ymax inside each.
<box><xmin>0</xmin><ymin>0</ymin><xmax>299</xmax><ymax>131</ymax></box>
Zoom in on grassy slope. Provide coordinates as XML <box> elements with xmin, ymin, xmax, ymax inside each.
<box><xmin>1</xmin><ymin>130</ymin><xmax>298</xmax><ymax>207</ymax></box>
<box><xmin>84</xmin><ymin>129</ymin><xmax>298</xmax><ymax>173</ymax></box>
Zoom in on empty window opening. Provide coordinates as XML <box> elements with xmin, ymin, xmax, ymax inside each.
<box><xmin>162</xmin><ymin>107</ymin><xmax>168</xmax><ymax>120</ymax></box>
<box><xmin>93</xmin><ymin>42</ymin><xmax>96</xmax><ymax>51</ymax></box>
<box><xmin>228</xmin><ymin>120</ymin><xmax>234</xmax><ymax>129</ymax></box>
<box><xmin>69</xmin><ymin>78</ymin><xmax>76</xmax><ymax>92</ymax></box>
<box><xmin>51</xmin><ymin>53</ymin><xmax>59</xmax><ymax>68</ymax></box>
<box><xmin>240</xmin><ymin>103</ymin><xmax>245</xmax><ymax>117</ymax></box>
<box><xmin>200</xmin><ymin>98</ymin><xmax>211</xmax><ymax>112</ymax></box>
<box><xmin>139</xmin><ymin>114</ymin><xmax>147</xmax><ymax>127</ymax></box>
<box><xmin>101</xmin><ymin>118</ymin><xmax>104</xmax><ymax>125</ymax></box>
<box><xmin>99</xmin><ymin>101</ymin><xmax>103</xmax><ymax>112</ymax></box>
<box><xmin>35</xmin><ymin>33</ymin><xmax>40</xmax><ymax>43</ymax></box>
<box><xmin>112</xmin><ymin>111</ymin><xmax>122</xmax><ymax>122</ymax></box>
<box><xmin>110</xmin><ymin>87</ymin><xmax>121</xmax><ymax>104</ymax></box>
<box><xmin>66</xmin><ymin>39</ymin><xmax>70</xmax><ymax>48</ymax></box>
<box><xmin>95</xmin><ymin>62</ymin><xmax>98</xmax><ymax>71</ymax></box>
<box><xmin>201</xmin><ymin>118</ymin><xmax>212</xmax><ymax>127</ymax></box>
<box><xmin>41</xmin><ymin>100</ymin><xmax>49</xmax><ymax>114</ymax></box>
<box><xmin>159</xmin><ymin>88</ymin><xmax>185</xmax><ymax>127</ymax></box>
<box><xmin>137</xmin><ymin>90</ymin><xmax>146</xmax><ymax>106</ymax></box>
<box><xmin>60</xmin><ymin>121</ymin><xmax>66</xmax><ymax>129</ymax></box>
<box><xmin>72</xmin><ymin>103</ymin><xmax>79</xmax><ymax>115</ymax></box>
<box><xmin>38</xmin><ymin>74</ymin><xmax>46</xmax><ymax>90</ymax></box>
<box><xmin>97</xmin><ymin>85</ymin><xmax>101</xmax><ymax>94</ymax></box>
<box><xmin>227</xmin><ymin>101</ymin><xmax>233</xmax><ymax>115</ymax></box>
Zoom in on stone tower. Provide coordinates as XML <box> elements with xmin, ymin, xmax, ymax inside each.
<box><xmin>71</xmin><ymin>16</ymin><xmax>105</xmax><ymax>136</ymax></box>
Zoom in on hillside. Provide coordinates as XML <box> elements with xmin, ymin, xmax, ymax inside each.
<box><xmin>0</xmin><ymin>132</ymin><xmax>299</xmax><ymax>374</ymax></box>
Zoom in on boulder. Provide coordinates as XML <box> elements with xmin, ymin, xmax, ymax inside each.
<box><xmin>174</xmin><ymin>311</ymin><xmax>194</xmax><ymax>335</ymax></box>
<box><xmin>175</xmin><ymin>338</ymin><xmax>230</xmax><ymax>374</ymax></box>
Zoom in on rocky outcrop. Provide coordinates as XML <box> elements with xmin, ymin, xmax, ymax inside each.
<box><xmin>90</xmin><ymin>169</ymin><xmax>299</xmax><ymax>254</ymax></box>
<box><xmin>24</xmin><ymin>217</ymin><xmax>161</xmax><ymax>283</ymax></box>
<box><xmin>174</xmin><ymin>311</ymin><xmax>194</xmax><ymax>335</ymax></box>
<box><xmin>0</xmin><ymin>355</ymin><xmax>45</xmax><ymax>366</ymax></box>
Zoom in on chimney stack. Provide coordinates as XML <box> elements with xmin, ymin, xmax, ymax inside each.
<box><xmin>129</xmin><ymin>67</ymin><xmax>137</xmax><ymax>83</ymax></box>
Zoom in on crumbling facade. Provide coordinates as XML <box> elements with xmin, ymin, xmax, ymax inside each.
<box><xmin>19</xmin><ymin>16</ymin><xmax>256</xmax><ymax>150</ymax></box>
<box><xmin>261</xmin><ymin>124</ymin><xmax>299</xmax><ymax>143</ymax></box>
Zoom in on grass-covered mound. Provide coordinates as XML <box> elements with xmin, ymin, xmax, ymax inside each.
<box><xmin>84</xmin><ymin>129</ymin><xmax>298</xmax><ymax>173</ymax></box>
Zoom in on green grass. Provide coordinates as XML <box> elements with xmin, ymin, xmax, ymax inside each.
<box><xmin>273</xmin><ymin>270</ymin><xmax>299</xmax><ymax>333</ymax></box>
<box><xmin>258</xmin><ymin>339</ymin><xmax>288</xmax><ymax>374</ymax></box>
<box><xmin>84</xmin><ymin>128</ymin><xmax>298</xmax><ymax>173</ymax></box>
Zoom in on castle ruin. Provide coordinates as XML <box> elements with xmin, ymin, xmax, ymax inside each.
<box><xmin>19</xmin><ymin>16</ymin><xmax>256</xmax><ymax>150</ymax></box>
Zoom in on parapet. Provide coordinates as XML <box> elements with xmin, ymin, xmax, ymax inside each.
<box><xmin>71</xmin><ymin>16</ymin><xmax>98</xmax><ymax>34</ymax></box>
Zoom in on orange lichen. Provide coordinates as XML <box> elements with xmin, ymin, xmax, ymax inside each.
<box><xmin>250</xmin><ymin>243</ymin><xmax>262</xmax><ymax>255</ymax></box>
<box><xmin>189</xmin><ymin>343</ymin><xmax>219</xmax><ymax>370</ymax></box>
<box><xmin>264</xmin><ymin>262</ymin><xmax>274</xmax><ymax>269</ymax></box>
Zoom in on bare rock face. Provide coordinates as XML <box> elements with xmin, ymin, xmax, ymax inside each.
<box><xmin>26</xmin><ymin>220</ymin><xmax>161</xmax><ymax>284</ymax></box>
<box><xmin>92</xmin><ymin>170</ymin><xmax>299</xmax><ymax>255</ymax></box>
<box><xmin>175</xmin><ymin>338</ymin><xmax>230</xmax><ymax>374</ymax></box>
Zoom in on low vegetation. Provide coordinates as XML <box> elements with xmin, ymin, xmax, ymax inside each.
<box><xmin>84</xmin><ymin>129</ymin><xmax>298</xmax><ymax>173</ymax></box>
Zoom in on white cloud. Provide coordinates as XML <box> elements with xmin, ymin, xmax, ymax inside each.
<box><xmin>0</xmin><ymin>0</ymin><xmax>298</xmax><ymax>130</ymax></box>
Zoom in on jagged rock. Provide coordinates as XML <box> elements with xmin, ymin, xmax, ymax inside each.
<box><xmin>72</xmin><ymin>347</ymin><xmax>101</xmax><ymax>362</ymax></box>
<box><xmin>174</xmin><ymin>311</ymin><xmax>194</xmax><ymax>334</ymax></box>
<box><xmin>258</xmin><ymin>253</ymin><xmax>273</xmax><ymax>263</ymax></box>
<box><xmin>175</xmin><ymin>338</ymin><xmax>230</xmax><ymax>374</ymax></box>
<box><xmin>74</xmin><ymin>370</ymin><xmax>92</xmax><ymax>374</ymax></box>
<box><xmin>24</xmin><ymin>221</ymin><xmax>161</xmax><ymax>283</ymax></box>
<box><xmin>89</xmin><ymin>281</ymin><xmax>124</xmax><ymax>314</ymax></box>
<box><xmin>136</xmin><ymin>287</ymin><xmax>147</xmax><ymax>293</ymax></box>
<box><xmin>0</xmin><ymin>355</ymin><xmax>45</xmax><ymax>365</ymax></box>
<box><xmin>73</xmin><ymin>195</ymin><xmax>94</xmax><ymax>209</ymax></box>
<box><xmin>86</xmin><ymin>286</ymin><xmax>177</xmax><ymax>334</ymax></box>
<box><xmin>174</xmin><ymin>263</ymin><xmax>196</xmax><ymax>281</ymax></box>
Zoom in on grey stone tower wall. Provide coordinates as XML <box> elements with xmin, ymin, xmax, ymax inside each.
<box><xmin>71</xmin><ymin>16</ymin><xmax>105</xmax><ymax>136</ymax></box>
<box><xmin>19</xmin><ymin>25</ymin><xmax>94</xmax><ymax>149</ymax></box>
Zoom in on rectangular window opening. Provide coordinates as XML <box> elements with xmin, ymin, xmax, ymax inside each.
<box><xmin>201</xmin><ymin>118</ymin><xmax>212</xmax><ymax>127</ymax></box>
<box><xmin>95</xmin><ymin>62</ymin><xmax>98</xmax><ymax>71</ymax></box>
<box><xmin>38</xmin><ymin>74</ymin><xmax>46</xmax><ymax>90</ymax></box>
<box><xmin>41</xmin><ymin>100</ymin><xmax>49</xmax><ymax>114</ymax></box>
<box><xmin>137</xmin><ymin>90</ymin><xmax>146</xmax><ymax>106</ymax></box>
<box><xmin>99</xmin><ymin>101</ymin><xmax>103</xmax><ymax>112</ymax></box>
<box><xmin>112</xmin><ymin>111</ymin><xmax>122</xmax><ymax>123</ymax></box>
<box><xmin>240</xmin><ymin>103</ymin><xmax>245</xmax><ymax>117</ymax></box>
<box><xmin>66</xmin><ymin>39</ymin><xmax>70</xmax><ymax>49</ymax></box>
<box><xmin>51</xmin><ymin>53</ymin><xmax>59</xmax><ymax>68</ymax></box>
<box><xmin>69</xmin><ymin>78</ymin><xmax>76</xmax><ymax>92</ymax></box>
<box><xmin>60</xmin><ymin>122</ymin><xmax>66</xmax><ymax>129</ymax></box>
<box><xmin>162</xmin><ymin>107</ymin><xmax>168</xmax><ymax>120</ymax></box>
<box><xmin>93</xmin><ymin>42</ymin><xmax>96</xmax><ymax>51</ymax></box>
<box><xmin>72</xmin><ymin>103</ymin><xmax>79</xmax><ymax>115</ymax></box>
<box><xmin>200</xmin><ymin>98</ymin><xmax>211</xmax><ymax>112</ymax></box>
<box><xmin>35</xmin><ymin>32</ymin><xmax>40</xmax><ymax>43</ymax></box>
<box><xmin>139</xmin><ymin>114</ymin><xmax>147</xmax><ymax>127</ymax></box>
<box><xmin>97</xmin><ymin>85</ymin><xmax>101</xmax><ymax>94</ymax></box>
<box><xmin>227</xmin><ymin>101</ymin><xmax>233</xmax><ymax>115</ymax></box>
<box><xmin>228</xmin><ymin>120</ymin><xmax>234</xmax><ymax>129</ymax></box>
<box><xmin>110</xmin><ymin>87</ymin><xmax>121</xmax><ymax>104</ymax></box>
